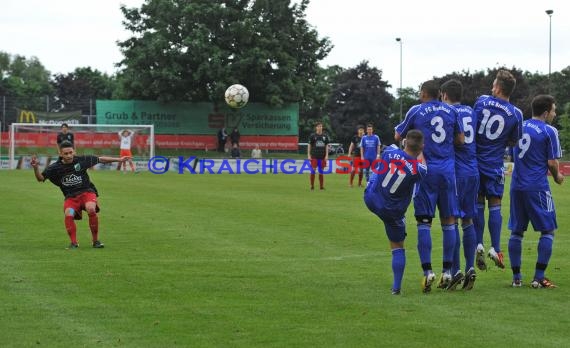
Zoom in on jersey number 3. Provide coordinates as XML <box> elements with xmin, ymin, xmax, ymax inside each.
<box><xmin>431</xmin><ymin>116</ymin><xmax>446</xmax><ymax>143</ymax></box>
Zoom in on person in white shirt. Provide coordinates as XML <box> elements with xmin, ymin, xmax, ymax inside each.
<box><xmin>117</xmin><ymin>129</ymin><xmax>136</xmax><ymax>173</ymax></box>
<box><xmin>251</xmin><ymin>144</ymin><xmax>262</xmax><ymax>159</ymax></box>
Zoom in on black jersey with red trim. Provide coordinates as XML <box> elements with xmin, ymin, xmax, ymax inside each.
<box><xmin>351</xmin><ymin>135</ymin><xmax>362</xmax><ymax>157</ymax></box>
<box><xmin>308</xmin><ymin>132</ymin><xmax>330</xmax><ymax>159</ymax></box>
<box><xmin>41</xmin><ymin>156</ymin><xmax>99</xmax><ymax>198</ymax></box>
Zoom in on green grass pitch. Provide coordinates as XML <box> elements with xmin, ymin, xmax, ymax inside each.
<box><xmin>1</xmin><ymin>170</ymin><xmax>569</xmax><ymax>347</ymax></box>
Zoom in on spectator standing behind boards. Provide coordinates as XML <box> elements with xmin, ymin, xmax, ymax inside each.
<box><xmin>117</xmin><ymin>129</ymin><xmax>136</xmax><ymax>173</ymax></box>
<box><xmin>251</xmin><ymin>144</ymin><xmax>262</xmax><ymax>159</ymax></box>
<box><xmin>217</xmin><ymin>127</ymin><xmax>228</xmax><ymax>152</ymax></box>
<box><xmin>56</xmin><ymin>123</ymin><xmax>74</xmax><ymax>149</ymax></box>
<box><xmin>231</xmin><ymin>143</ymin><xmax>241</xmax><ymax>158</ymax></box>
<box><xmin>230</xmin><ymin>127</ymin><xmax>241</xmax><ymax>146</ymax></box>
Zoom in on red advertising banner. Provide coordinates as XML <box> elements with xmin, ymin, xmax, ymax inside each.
<box><xmin>1</xmin><ymin>132</ymin><xmax>298</xmax><ymax>150</ymax></box>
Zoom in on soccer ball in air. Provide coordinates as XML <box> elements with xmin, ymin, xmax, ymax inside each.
<box><xmin>224</xmin><ymin>84</ymin><xmax>249</xmax><ymax>109</ymax></box>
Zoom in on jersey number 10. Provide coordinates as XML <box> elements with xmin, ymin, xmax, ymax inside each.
<box><xmin>478</xmin><ymin>109</ymin><xmax>505</xmax><ymax>140</ymax></box>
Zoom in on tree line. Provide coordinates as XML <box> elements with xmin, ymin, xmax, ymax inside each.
<box><xmin>1</xmin><ymin>0</ymin><xmax>568</xmax><ymax>154</ymax></box>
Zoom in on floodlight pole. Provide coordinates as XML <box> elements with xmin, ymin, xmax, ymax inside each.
<box><xmin>395</xmin><ymin>38</ymin><xmax>403</xmax><ymax>123</ymax></box>
<box><xmin>546</xmin><ymin>10</ymin><xmax>553</xmax><ymax>93</ymax></box>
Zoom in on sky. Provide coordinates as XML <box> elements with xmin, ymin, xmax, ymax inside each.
<box><xmin>1</xmin><ymin>0</ymin><xmax>568</xmax><ymax>94</ymax></box>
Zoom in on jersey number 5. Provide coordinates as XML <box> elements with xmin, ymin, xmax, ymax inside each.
<box><xmin>462</xmin><ymin>116</ymin><xmax>474</xmax><ymax>144</ymax></box>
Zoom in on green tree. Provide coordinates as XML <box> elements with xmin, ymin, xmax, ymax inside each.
<box><xmin>434</xmin><ymin>67</ymin><xmax>532</xmax><ymax>116</ymax></box>
<box><xmin>558</xmin><ymin>102</ymin><xmax>570</xmax><ymax>158</ymax></box>
<box><xmin>299</xmin><ymin>65</ymin><xmax>342</xmax><ymax>142</ymax></box>
<box><xmin>393</xmin><ymin>86</ymin><xmax>419</xmax><ymax>122</ymax></box>
<box><xmin>117</xmin><ymin>0</ymin><xmax>331</xmax><ymax>105</ymax></box>
<box><xmin>52</xmin><ymin>67</ymin><xmax>116</xmax><ymax>114</ymax></box>
<box><xmin>325</xmin><ymin>61</ymin><xmax>394</xmax><ymax>146</ymax></box>
<box><xmin>551</xmin><ymin>66</ymin><xmax>570</xmax><ymax>111</ymax></box>
<box><xmin>0</xmin><ymin>52</ymin><xmax>53</xmax><ymax>109</ymax></box>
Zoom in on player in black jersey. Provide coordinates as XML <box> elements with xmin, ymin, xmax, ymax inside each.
<box><xmin>348</xmin><ymin>126</ymin><xmax>365</xmax><ymax>187</ymax></box>
<box><xmin>56</xmin><ymin>123</ymin><xmax>74</xmax><ymax>148</ymax></box>
<box><xmin>31</xmin><ymin>140</ymin><xmax>129</xmax><ymax>249</ymax></box>
<box><xmin>307</xmin><ymin>122</ymin><xmax>330</xmax><ymax>190</ymax></box>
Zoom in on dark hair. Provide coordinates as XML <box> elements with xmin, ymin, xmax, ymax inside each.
<box><xmin>496</xmin><ymin>70</ymin><xmax>516</xmax><ymax>97</ymax></box>
<box><xmin>531</xmin><ymin>95</ymin><xmax>556</xmax><ymax>117</ymax></box>
<box><xmin>58</xmin><ymin>140</ymin><xmax>74</xmax><ymax>149</ymax></box>
<box><xmin>405</xmin><ymin>129</ymin><xmax>424</xmax><ymax>153</ymax></box>
<box><xmin>61</xmin><ymin>123</ymin><xmax>69</xmax><ymax>128</ymax></box>
<box><xmin>420</xmin><ymin>80</ymin><xmax>440</xmax><ymax>99</ymax></box>
<box><xmin>357</xmin><ymin>125</ymin><xmax>365</xmax><ymax>131</ymax></box>
<box><xmin>440</xmin><ymin>79</ymin><xmax>462</xmax><ymax>103</ymax></box>
<box><xmin>315</xmin><ymin>121</ymin><xmax>323</xmax><ymax>126</ymax></box>
<box><xmin>366</xmin><ymin>123</ymin><xmax>373</xmax><ymax>128</ymax></box>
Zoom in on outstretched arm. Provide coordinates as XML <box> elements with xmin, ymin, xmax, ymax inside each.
<box><xmin>99</xmin><ymin>156</ymin><xmax>130</xmax><ymax>164</ymax></box>
<box><xmin>30</xmin><ymin>155</ymin><xmax>45</xmax><ymax>182</ymax></box>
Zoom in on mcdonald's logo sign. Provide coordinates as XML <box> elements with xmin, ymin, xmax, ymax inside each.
<box><xmin>19</xmin><ymin>110</ymin><xmax>37</xmax><ymax>123</ymax></box>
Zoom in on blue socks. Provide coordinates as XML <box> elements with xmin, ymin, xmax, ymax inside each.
<box><xmin>452</xmin><ymin>224</ymin><xmax>461</xmax><ymax>274</ymax></box>
<box><xmin>417</xmin><ymin>223</ymin><xmax>432</xmax><ymax>275</ymax></box>
<box><xmin>535</xmin><ymin>234</ymin><xmax>554</xmax><ymax>280</ymax></box>
<box><xmin>488</xmin><ymin>205</ymin><xmax>502</xmax><ymax>252</ymax></box>
<box><xmin>392</xmin><ymin>248</ymin><xmax>406</xmax><ymax>291</ymax></box>
<box><xmin>509</xmin><ymin>232</ymin><xmax>554</xmax><ymax>281</ymax></box>
<box><xmin>462</xmin><ymin>222</ymin><xmax>477</xmax><ymax>271</ymax></box>
<box><xmin>508</xmin><ymin>233</ymin><xmax>523</xmax><ymax>280</ymax></box>
<box><xmin>442</xmin><ymin>224</ymin><xmax>456</xmax><ymax>273</ymax></box>
<box><xmin>475</xmin><ymin>202</ymin><xmax>485</xmax><ymax>245</ymax></box>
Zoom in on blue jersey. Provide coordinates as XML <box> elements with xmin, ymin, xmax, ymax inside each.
<box><xmin>511</xmin><ymin>119</ymin><xmax>561</xmax><ymax>191</ymax></box>
<box><xmin>453</xmin><ymin>104</ymin><xmax>478</xmax><ymax>177</ymax></box>
<box><xmin>395</xmin><ymin>100</ymin><xmax>462</xmax><ymax>172</ymax></box>
<box><xmin>365</xmin><ymin>145</ymin><xmax>427</xmax><ymax>217</ymax></box>
<box><xmin>473</xmin><ymin>95</ymin><xmax>523</xmax><ymax>177</ymax></box>
<box><xmin>360</xmin><ymin>134</ymin><xmax>381</xmax><ymax>160</ymax></box>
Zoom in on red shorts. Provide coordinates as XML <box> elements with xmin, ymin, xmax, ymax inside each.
<box><xmin>120</xmin><ymin>149</ymin><xmax>133</xmax><ymax>158</ymax></box>
<box><xmin>310</xmin><ymin>158</ymin><xmax>327</xmax><ymax>169</ymax></box>
<box><xmin>352</xmin><ymin>157</ymin><xmax>363</xmax><ymax>172</ymax></box>
<box><xmin>64</xmin><ymin>191</ymin><xmax>99</xmax><ymax>220</ymax></box>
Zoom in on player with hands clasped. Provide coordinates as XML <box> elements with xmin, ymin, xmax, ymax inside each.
<box><xmin>31</xmin><ymin>140</ymin><xmax>129</xmax><ymax>249</ymax></box>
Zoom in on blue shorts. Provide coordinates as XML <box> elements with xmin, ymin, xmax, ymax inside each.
<box><xmin>362</xmin><ymin>157</ymin><xmax>377</xmax><ymax>170</ymax></box>
<box><xmin>508</xmin><ymin>190</ymin><xmax>557</xmax><ymax>233</ymax></box>
<box><xmin>364</xmin><ymin>194</ymin><xmax>407</xmax><ymax>243</ymax></box>
<box><xmin>479</xmin><ymin>170</ymin><xmax>505</xmax><ymax>199</ymax></box>
<box><xmin>457</xmin><ymin>175</ymin><xmax>479</xmax><ymax>219</ymax></box>
<box><xmin>413</xmin><ymin>172</ymin><xmax>459</xmax><ymax>218</ymax></box>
